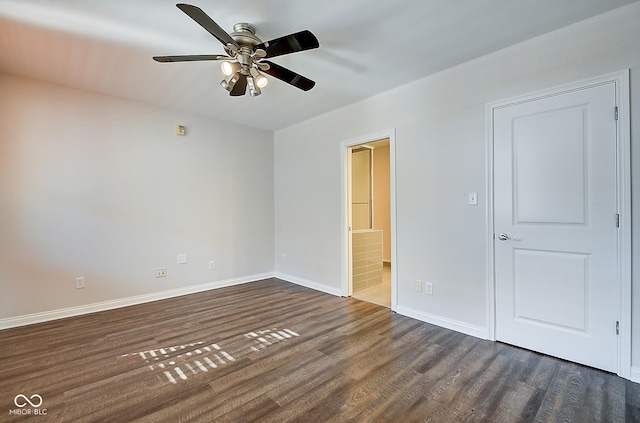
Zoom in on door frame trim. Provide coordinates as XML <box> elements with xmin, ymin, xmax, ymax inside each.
<box><xmin>341</xmin><ymin>129</ymin><xmax>397</xmax><ymax>310</ymax></box>
<box><xmin>485</xmin><ymin>70</ymin><xmax>631</xmax><ymax>379</ymax></box>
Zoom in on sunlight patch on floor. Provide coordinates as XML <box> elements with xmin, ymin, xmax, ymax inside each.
<box><xmin>121</xmin><ymin>327</ymin><xmax>300</xmax><ymax>384</ymax></box>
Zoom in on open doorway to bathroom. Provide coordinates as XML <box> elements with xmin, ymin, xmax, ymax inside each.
<box><xmin>348</xmin><ymin>138</ymin><xmax>392</xmax><ymax>307</ymax></box>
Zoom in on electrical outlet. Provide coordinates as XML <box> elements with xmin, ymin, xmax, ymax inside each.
<box><xmin>209</xmin><ymin>261</ymin><xmax>216</xmax><ymax>270</ymax></box>
<box><xmin>156</xmin><ymin>268</ymin><xmax>167</xmax><ymax>278</ymax></box>
<box><xmin>75</xmin><ymin>277</ymin><xmax>85</xmax><ymax>289</ymax></box>
<box><xmin>424</xmin><ymin>282</ymin><xmax>433</xmax><ymax>295</ymax></box>
<box><xmin>415</xmin><ymin>280</ymin><xmax>422</xmax><ymax>292</ymax></box>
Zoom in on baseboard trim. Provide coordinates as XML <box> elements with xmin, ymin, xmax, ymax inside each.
<box><xmin>0</xmin><ymin>272</ymin><xmax>274</xmax><ymax>330</ymax></box>
<box><xmin>630</xmin><ymin>367</ymin><xmax>640</xmax><ymax>384</ymax></box>
<box><xmin>395</xmin><ymin>305</ymin><xmax>488</xmax><ymax>340</ymax></box>
<box><xmin>274</xmin><ymin>272</ymin><xmax>343</xmax><ymax>297</ymax></box>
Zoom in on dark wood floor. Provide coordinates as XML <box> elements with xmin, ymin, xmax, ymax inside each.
<box><xmin>1</xmin><ymin>278</ymin><xmax>638</xmax><ymax>422</ymax></box>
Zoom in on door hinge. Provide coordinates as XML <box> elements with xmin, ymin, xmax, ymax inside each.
<box><xmin>615</xmin><ymin>106</ymin><xmax>619</xmax><ymax>121</ymax></box>
<box><xmin>616</xmin><ymin>321</ymin><xmax>620</xmax><ymax>335</ymax></box>
<box><xmin>615</xmin><ymin>214</ymin><xmax>620</xmax><ymax>228</ymax></box>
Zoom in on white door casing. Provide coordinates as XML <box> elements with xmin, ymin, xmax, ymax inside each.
<box><xmin>488</xmin><ymin>71</ymin><xmax>631</xmax><ymax>376</ymax></box>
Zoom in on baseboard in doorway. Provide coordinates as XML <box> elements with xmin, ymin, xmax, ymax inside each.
<box><xmin>0</xmin><ymin>272</ymin><xmax>274</xmax><ymax>330</ymax></box>
<box><xmin>630</xmin><ymin>367</ymin><xmax>640</xmax><ymax>383</ymax></box>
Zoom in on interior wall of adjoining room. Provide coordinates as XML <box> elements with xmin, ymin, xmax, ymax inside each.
<box><xmin>372</xmin><ymin>141</ymin><xmax>391</xmax><ymax>263</ymax></box>
<box><xmin>274</xmin><ymin>2</ymin><xmax>640</xmax><ymax>372</ymax></box>
<box><xmin>0</xmin><ymin>73</ymin><xmax>274</xmax><ymax>321</ymax></box>
<box><xmin>351</xmin><ymin>146</ymin><xmax>372</xmax><ymax>231</ymax></box>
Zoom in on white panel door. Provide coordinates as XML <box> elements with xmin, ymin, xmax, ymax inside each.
<box><xmin>493</xmin><ymin>82</ymin><xmax>619</xmax><ymax>372</ymax></box>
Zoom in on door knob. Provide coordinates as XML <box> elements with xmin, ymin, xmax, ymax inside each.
<box><xmin>498</xmin><ymin>233</ymin><xmax>510</xmax><ymax>241</ymax></box>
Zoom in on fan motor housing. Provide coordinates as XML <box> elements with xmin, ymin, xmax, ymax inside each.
<box><xmin>230</xmin><ymin>23</ymin><xmax>262</xmax><ymax>47</ymax></box>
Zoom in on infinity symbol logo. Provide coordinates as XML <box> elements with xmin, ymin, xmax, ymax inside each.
<box><xmin>14</xmin><ymin>394</ymin><xmax>43</xmax><ymax>408</ymax></box>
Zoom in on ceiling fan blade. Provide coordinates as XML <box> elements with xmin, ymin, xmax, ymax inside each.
<box><xmin>254</xmin><ymin>30</ymin><xmax>319</xmax><ymax>58</ymax></box>
<box><xmin>176</xmin><ymin>3</ymin><xmax>239</xmax><ymax>49</ymax></box>
<box><xmin>153</xmin><ymin>54</ymin><xmax>229</xmax><ymax>63</ymax></box>
<box><xmin>262</xmin><ymin>60</ymin><xmax>315</xmax><ymax>91</ymax></box>
<box><xmin>230</xmin><ymin>74</ymin><xmax>248</xmax><ymax>96</ymax></box>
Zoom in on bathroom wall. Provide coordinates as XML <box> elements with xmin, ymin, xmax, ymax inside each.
<box><xmin>351</xmin><ymin>147</ymin><xmax>372</xmax><ymax>230</ymax></box>
<box><xmin>372</xmin><ymin>141</ymin><xmax>391</xmax><ymax>263</ymax></box>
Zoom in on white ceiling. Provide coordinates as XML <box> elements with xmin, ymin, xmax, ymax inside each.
<box><xmin>0</xmin><ymin>0</ymin><xmax>637</xmax><ymax>131</ymax></box>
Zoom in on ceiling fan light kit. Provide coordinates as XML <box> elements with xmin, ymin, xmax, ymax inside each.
<box><xmin>153</xmin><ymin>3</ymin><xmax>319</xmax><ymax>97</ymax></box>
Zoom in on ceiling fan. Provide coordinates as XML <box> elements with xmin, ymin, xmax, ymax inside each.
<box><xmin>153</xmin><ymin>3</ymin><xmax>319</xmax><ymax>97</ymax></box>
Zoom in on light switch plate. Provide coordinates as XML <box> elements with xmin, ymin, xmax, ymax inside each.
<box><xmin>468</xmin><ymin>192</ymin><xmax>478</xmax><ymax>206</ymax></box>
<box><xmin>177</xmin><ymin>254</ymin><xmax>187</xmax><ymax>264</ymax></box>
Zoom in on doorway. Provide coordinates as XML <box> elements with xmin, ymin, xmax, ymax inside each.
<box><xmin>487</xmin><ymin>71</ymin><xmax>631</xmax><ymax>376</ymax></box>
<box><xmin>342</xmin><ymin>130</ymin><xmax>397</xmax><ymax>310</ymax></box>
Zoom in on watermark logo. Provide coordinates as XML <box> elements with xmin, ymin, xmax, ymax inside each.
<box><xmin>9</xmin><ymin>394</ymin><xmax>47</xmax><ymax>416</ymax></box>
<box><xmin>14</xmin><ymin>394</ymin><xmax>42</xmax><ymax>408</ymax></box>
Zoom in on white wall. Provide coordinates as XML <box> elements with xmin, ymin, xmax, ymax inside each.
<box><xmin>0</xmin><ymin>74</ymin><xmax>274</xmax><ymax>321</ymax></box>
<box><xmin>274</xmin><ymin>3</ymin><xmax>640</xmax><ymax>368</ymax></box>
